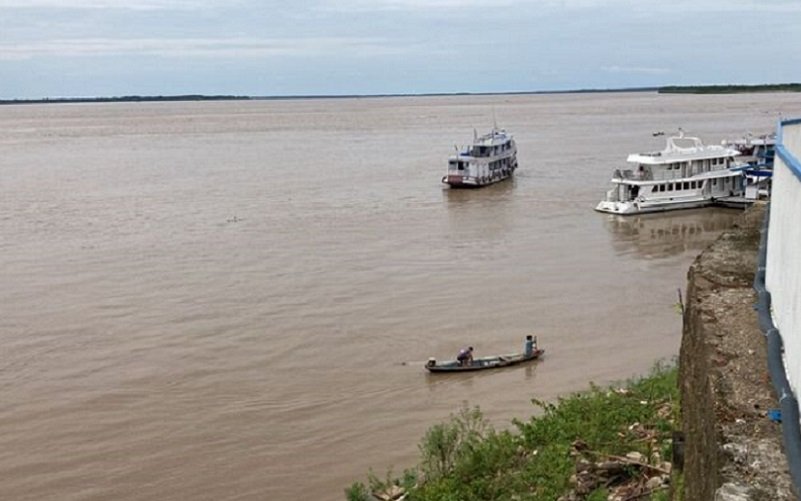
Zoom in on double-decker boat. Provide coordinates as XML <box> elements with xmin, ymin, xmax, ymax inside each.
<box><xmin>442</xmin><ymin>127</ymin><xmax>518</xmax><ymax>188</ymax></box>
<box><xmin>595</xmin><ymin>131</ymin><xmax>745</xmax><ymax>215</ymax></box>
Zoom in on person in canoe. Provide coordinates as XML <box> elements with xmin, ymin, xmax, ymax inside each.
<box><xmin>457</xmin><ymin>346</ymin><xmax>474</xmax><ymax>366</ymax></box>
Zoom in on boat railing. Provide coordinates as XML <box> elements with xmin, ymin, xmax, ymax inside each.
<box><xmin>614</xmin><ymin>169</ymin><xmax>654</xmax><ymax>181</ymax></box>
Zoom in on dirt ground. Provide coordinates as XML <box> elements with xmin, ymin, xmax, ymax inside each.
<box><xmin>680</xmin><ymin>203</ymin><xmax>795</xmax><ymax>500</ymax></box>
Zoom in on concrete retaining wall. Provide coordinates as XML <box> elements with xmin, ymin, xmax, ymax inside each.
<box><xmin>767</xmin><ymin>120</ymin><xmax>801</xmax><ymax>405</ymax></box>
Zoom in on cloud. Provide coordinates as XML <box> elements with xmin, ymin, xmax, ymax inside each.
<box><xmin>332</xmin><ymin>0</ymin><xmax>521</xmax><ymax>8</ymax></box>
<box><xmin>602</xmin><ymin>65</ymin><xmax>670</xmax><ymax>75</ymax></box>
<box><xmin>0</xmin><ymin>37</ymin><xmax>420</xmax><ymax>60</ymax></box>
<box><xmin>325</xmin><ymin>0</ymin><xmax>801</xmax><ymax>13</ymax></box>
<box><xmin>0</xmin><ymin>0</ymin><xmax>231</xmax><ymax>10</ymax></box>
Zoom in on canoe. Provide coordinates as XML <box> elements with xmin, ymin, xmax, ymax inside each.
<box><xmin>424</xmin><ymin>349</ymin><xmax>544</xmax><ymax>373</ymax></box>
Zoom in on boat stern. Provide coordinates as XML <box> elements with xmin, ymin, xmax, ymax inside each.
<box><xmin>442</xmin><ymin>174</ymin><xmax>480</xmax><ymax>188</ymax></box>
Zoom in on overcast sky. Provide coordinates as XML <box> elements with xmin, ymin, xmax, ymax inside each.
<box><xmin>1</xmin><ymin>0</ymin><xmax>800</xmax><ymax>99</ymax></box>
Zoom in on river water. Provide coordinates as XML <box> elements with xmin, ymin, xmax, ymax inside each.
<box><xmin>1</xmin><ymin>92</ymin><xmax>799</xmax><ymax>500</ymax></box>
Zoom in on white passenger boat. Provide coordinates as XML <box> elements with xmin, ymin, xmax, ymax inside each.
<box><xmin>442</xmin><ymin>128</ymin><xmax>518</xmax><ymax>188</ymax></box>
<box><xmin>595</xmin><ymin>131</ymin><xmax>745</xmax><ymax>215</ymax></box>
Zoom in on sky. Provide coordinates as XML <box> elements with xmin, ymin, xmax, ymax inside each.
<box><xmin>1</xmin><ymin>0</ymin><xmax>801</xmax><ymax>99</ymax></box>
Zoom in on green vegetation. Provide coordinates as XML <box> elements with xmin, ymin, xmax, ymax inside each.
<box><xmin>347</xmin><ymin>361</ymin><xmax>680</xmax><ymax>500</ymax></box>
<box><xmin>658</xmin><ymin>83</ymin><xmax>801</xmax><ymax>94</ymax></box>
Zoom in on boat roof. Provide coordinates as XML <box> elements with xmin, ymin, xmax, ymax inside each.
<box><xmin>448</xmin><ymin>128</ymin><xmax>515</xmax><ymax>160</ymax></box>
<box><xmin>723</xmin><ymin>133</ymin><xmax>777</xmax><ymax>147</ymax></box>
<box><xmin>474</xmin><ymin>128</ymin><xmax>513</xmax><ymax>146</ymax></box>
<box><xmin>628</xmin><ymin>132</ymin><xmax>740</xmax><ymax>165</ymax></box>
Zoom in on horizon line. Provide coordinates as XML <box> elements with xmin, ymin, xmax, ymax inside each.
<box><xmin>3</xmin><ymin>83</ymin><xmax>800</xmax><ymax>104</ymax></box>
<box><xmin>0</xmin><ymin>86</ymin><xmax>663</xmax><ymax>104</ymax></box>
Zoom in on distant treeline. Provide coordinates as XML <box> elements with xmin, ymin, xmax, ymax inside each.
<box><xmin>658</xmin><ymin>83</ymin><xmax>801</xmax><ymax>94</ymax></box>
<box><xmin>0</xmin><ymin>95</ymin><xmax>251</xmax><ymax>105</ymax></box>
<box><xmin>4</xmin><ymin>84</ymin><xmax>801</xmax><ymax>104</ymax></box>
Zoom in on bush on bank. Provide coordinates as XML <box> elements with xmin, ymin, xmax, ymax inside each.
<box><xmin>346</xmin><ymin>361</ymin><xmax>679</xmax><ymax>501</ymax></box>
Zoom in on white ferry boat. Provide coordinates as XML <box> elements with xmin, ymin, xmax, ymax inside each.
<box><xmin>595</xmin><ymin>131</ymin><xmax>745</xmax><ymax>215</ymax></box>
<box><xmin>442</xmin><ymin>128</ymin><xmax>518</xmax><ymax>188</ymax></box>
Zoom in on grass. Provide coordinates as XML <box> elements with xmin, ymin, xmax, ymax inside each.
<box><xmin>346</xmin><ymin>360</ymin><xmax>679</xmax><ymax>501</ymax></box>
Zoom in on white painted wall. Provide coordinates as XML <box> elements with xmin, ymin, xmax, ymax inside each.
<box><xmin>766</xmin><ymin>120</ymin><xmax>801</xmax><ymax>398</ymax></box>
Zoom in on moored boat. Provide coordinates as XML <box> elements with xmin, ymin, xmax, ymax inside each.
<box><xmin>595</xmin><ymin>130</ymin><xmax>745</xmax><ymax>215</ymax></box>
<box><xmin>723</xmin><ymin>132</ymin><xmax>776</xmax><ymax>169</ymax></box>
<box><xmin>724</xmin><ymin>132</ymin><xmax>775</xmax><ymax>200</ymax></box>
<box><xmin>442</xmin><ymin>127</ymin><xmax>518</xmax><ymax>188</ymax></box>
<box><xmin>425</xmin><ymin>336</ymin><xmax>543</xmax><ymax>373</ymax></box>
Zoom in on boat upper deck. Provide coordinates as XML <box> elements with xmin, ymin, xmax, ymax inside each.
<box><xmin>453</xmin><ymin>128</ymin><xmax>515</xmax><ymax>159</ymax></box>
<box><xmin>628</xmin><ymin>133</ymin><xmax>740</xmax><ymax>165</ymax></box>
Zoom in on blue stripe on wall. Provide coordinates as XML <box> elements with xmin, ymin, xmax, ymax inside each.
<box><xmin>777</xmin><ymin>119</ymin><xmax>801</xmax><ymax>183</ymax></box>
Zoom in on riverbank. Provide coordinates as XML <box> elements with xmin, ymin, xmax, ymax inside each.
<box><xmin>349</xmin><ymin>204</ymin><xmax>795</xmax><ymax>500</ymax></box>
<box><xmin>347</xmin><ymin>363</ymin><xmax>680</xmax><ymax>500</ymax></box>
<box><xmin>659</xmin><ymin>84</ymin><xmax>801</xmax><ymax>94</ymax></box>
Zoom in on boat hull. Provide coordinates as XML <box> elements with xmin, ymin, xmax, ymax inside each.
<box><xmin>595</xmin><ymin>198</ymin><xmax>714</xmax><ymax>215</ymax></box>
<box><xmin>425</xmin><ymin>349</ymin><xmax>544</xmax><ymax>373</ymax></box>
<box><xmin>442</xmin><ymin>171</ymin><xmax>514</xmax><ymax>189</ymax></box>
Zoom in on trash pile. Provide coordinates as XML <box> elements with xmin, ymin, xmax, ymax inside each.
<box><xmin>558</xmin><ymin>431</ymin><xmax>673</xmax><ymax>501</ymax></box>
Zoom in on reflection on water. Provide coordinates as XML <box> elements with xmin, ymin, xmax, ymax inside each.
<box><xmin>603</xmin><ymin>208</ymin><xmax>743</xmax><ymax>259</ymax></box>
<box><xmin>442</xmin><ymin>180</ymin><xmax>518</xmax><ymax>241</ymax></box>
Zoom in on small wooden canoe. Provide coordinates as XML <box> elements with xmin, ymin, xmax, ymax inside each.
<box><xmin>425</xmin><ymin>349</ymin><xmax>544</xmax><ymax>373</ymax></box>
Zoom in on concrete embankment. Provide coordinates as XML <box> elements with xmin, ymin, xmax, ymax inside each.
<box><xmin>679</xmin><ymin>203</ymin><xmax>795</xmax><ymax>500</ymax></box>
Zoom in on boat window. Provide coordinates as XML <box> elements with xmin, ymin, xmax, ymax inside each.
<box><xmin>683</xmin><ymin>182</ymin><xmax>690</xmax><ymax>190</ymax></box>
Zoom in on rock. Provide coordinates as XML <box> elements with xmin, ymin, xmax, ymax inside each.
<box><xmin>714</xmin><ymin>482</ymin><xmax>751</xmax><ymax>500</ymax></box>
<box><xmin>373</xmin><ymin>485</ymin><xmax>405</xmax><ymax>501</ymax></box>
<box><xmin>646</xmin><ymin>475</ymin><xmax>664</xmax><ymax>490</ymax></box>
